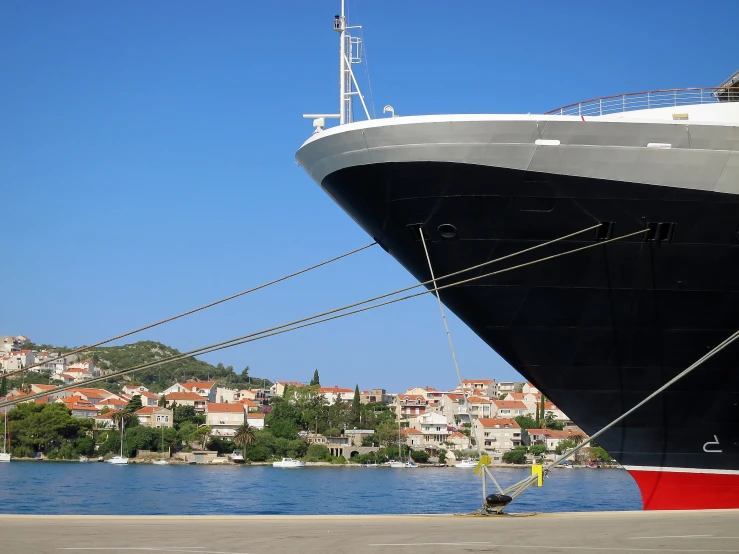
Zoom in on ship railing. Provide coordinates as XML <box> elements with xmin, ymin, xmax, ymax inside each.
<box><xmin>546</xmin><ymin>86</ymin><xmax>739</xmax><ymax>117</ymax></box>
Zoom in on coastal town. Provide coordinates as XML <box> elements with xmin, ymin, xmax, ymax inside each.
<box><xmin>0</xmin><ymin>334</ymin><xmax>608</xmax><ymax>466</ymax></box>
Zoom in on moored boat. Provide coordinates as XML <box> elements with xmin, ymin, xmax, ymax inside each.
<box><xmin>273</xmin><ymin>458</ymin><xmax>306</xmax><ymax>468</ymax></box>
<box><xmin>296</xmin><ymin>3</ymin><xmax>739</xmax><ymax>510</ymax></box>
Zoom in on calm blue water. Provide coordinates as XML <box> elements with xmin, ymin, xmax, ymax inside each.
<box><xmin>0</xmin><ymin>462</ymin><xmax>641</xmax><ymax>515</ymax></box>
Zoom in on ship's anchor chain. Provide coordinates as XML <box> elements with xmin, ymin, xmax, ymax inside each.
<box><xmin>417</xmin><ymin>222</ymin><xmax>739</xmax><ymax>515</ymax></box>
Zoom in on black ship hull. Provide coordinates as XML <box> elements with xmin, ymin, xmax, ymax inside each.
<box><xmin>320</xmin><ymin>161</ymin><xmax>739</xmax><ymax>510</ymax></box>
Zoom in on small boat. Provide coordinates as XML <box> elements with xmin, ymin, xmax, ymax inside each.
<box><xmin>79</xmin><ymin>456</ymin><xmax>89</xmax><ymax>463</ymax></box>
<box><xmin>455</xmin><ymin>458</ymin><xmax>478</xmax><ymax>469</ymax></box>
<box><xmin>363</xmin><ymin>461</ymin><xmax>378</xmax><ymax>467</ymax></box>
<box><xmin>107</xmin><ymin>455</ymin><xmax>129</xmax><ymax>465</ymax></box>
<box><xmin>389</xmin><ymin>460</ymin><xmax>405</xmax><ymax>468</ymax></box>
<box><xmin>272</xmin><ymin>458</ymin><xmax>305</xmax><ymax>468</ymax></box>
<box><xmin>107</xmin><ymin>418</ymin><xmax>128</xmax><ymax>464</ymax></box>
<box><xmin>152</xmin><ymin>459</ymin><xmax>169</xmax><ymax>465</ymax></box>
<box><xmin>1</xmin><ymin>407</ymin><xmax>10</xmax><ymax>462</ymax></box>
<box><xmin>230</xmin><ymin>450</ymin><xmax>245</xmax><ymax>463</ymax></box>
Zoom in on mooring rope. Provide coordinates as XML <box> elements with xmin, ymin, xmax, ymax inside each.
<box><xmin>419</xmin><ymin>226</ymin><xmax>505</xmax><ymax>496</ymax></box>
<box><xmin>1</xmin><ymin>226</ymin><xmax>646</xmax><ymax>410</ymax></box>
<box><xmin>3</xmin><ymin>242</ymin><xmax>377</xmax><ymax>380</ymax></box>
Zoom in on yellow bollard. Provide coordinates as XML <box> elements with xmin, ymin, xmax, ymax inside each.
<box><xmin>532</xmin><ymin>464</ymin><xmax>543</xmax><ymax>487</ymax></box>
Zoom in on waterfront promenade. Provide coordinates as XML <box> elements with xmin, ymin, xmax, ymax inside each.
<box><xmin>2</xmin><ymin>510</ymin><xmax>738</xmax><ymax>553</ymax></box>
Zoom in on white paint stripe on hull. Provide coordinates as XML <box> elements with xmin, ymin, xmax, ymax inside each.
<box><xmin>296</xmin><ymin>111</ymin><xmax>739</xmax><ymax>194</ymax></box>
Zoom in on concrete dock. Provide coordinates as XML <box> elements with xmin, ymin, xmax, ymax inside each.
<box><xmin>1</xmin><ymin>511</ymin><xmax>738</xmax><ymax>553</ymax></box>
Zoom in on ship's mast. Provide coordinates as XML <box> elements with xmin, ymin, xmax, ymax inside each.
<box><xmin>305</xmin><ymin>2</ymin><xmax>371</xmax><ymax>131</ymax></box>
<box><xmin>337</xmin><ymin>1</ymin><xmax>349</xmax><ymax>125</ymax></box>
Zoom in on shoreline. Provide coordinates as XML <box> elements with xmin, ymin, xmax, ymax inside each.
<box><xmin>4</xmin><ymin>457</ymin><xmax>621</xmax><ymax>469</ymax></box>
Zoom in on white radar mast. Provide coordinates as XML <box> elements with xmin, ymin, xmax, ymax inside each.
<box><xmin>303</xmin><ymin>1</ymin><xmax>371</xmax><ymax>132</ymax></box>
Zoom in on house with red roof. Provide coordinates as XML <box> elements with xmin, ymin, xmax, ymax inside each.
<box><xmin>163</xmin><ymin>382</ymin><xmax>217</xmax><ymax>402</ymax></box>
<box><xmin>472</xmin><ymin>418</ymin><xmax>523</xmax><ymax>463</ymax></box>
<box><xmin>394</xmin><ymin>394</ymin><xmax>429</xmax><ymax>419</ymax></box>
<box><xmin>447</xmin><ymin>431</ymin><xmax>471</xmax><ymax>451</ymax></box>
<box><xmin>525</xmin><ymin>428</ymin><xmax>588</xmax><ymax>460</ymax></box>
<box><xmin>95</xmin><ymin>411</ymin><xmax>116</xmax><ymax>429</ymax></box>
<box><xmin>206</xmin><ymin>403</ymin><xmax>246</xmax><ymax>439</ymax></box>
<box><xmin>164</xmin><ymin>391</ymin><xmax>207</xmax><ymax>412</ymax></box>
<box><xmin>318</xmin><ymin>386</ymin><xmax>354</xmax><ymax>404</ymax></box>
<box><xmin>453</xmin><ymin>379</ymin><xmax>496</xmax><ymax>398</ymax></box>
<box><xmin>401</xmin><ymin>427</ymin><xmax>423</xmax><ymax>448</ymax></box>
<box><xmin>135</xmin><ymin>406</ymin><xmax>173</xmax><ymax>428</ymax></box>
<box><xmin>491</xmin><ymin>399</ymin><xmax>530</xmax><ymax>418</ymax></box>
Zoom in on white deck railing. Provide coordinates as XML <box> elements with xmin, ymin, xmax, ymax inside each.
<box><xmin>546</xmin><ymin>87</ymin><xmax>739</xmax><ymax>116</ymax></box>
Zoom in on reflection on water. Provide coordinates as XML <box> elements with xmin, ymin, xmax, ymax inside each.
<box><xmin>0</xmin><ymin>462</ymin><xmax>641</xmax><ymax>515</ymax></box>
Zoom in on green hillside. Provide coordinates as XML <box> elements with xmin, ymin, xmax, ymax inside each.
<box><xmin>26</xmin><ymin>340</ymin><xmax>271</xmax><ymax>393</ymax></box>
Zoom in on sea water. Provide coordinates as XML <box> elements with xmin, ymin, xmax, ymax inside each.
<box><xmin>0</xmin><ymin>462</ymin><xmax>641</xmax><ymax>515</ymax></box>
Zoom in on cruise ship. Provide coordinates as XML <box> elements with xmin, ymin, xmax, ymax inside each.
<box><xmin>296</xmin><ymin>4</ymin><xmax>739</xmax><ymax>510</ymax></box>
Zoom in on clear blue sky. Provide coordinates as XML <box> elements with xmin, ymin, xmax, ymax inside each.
<box><xmin>2</xmin><ymin>1</ymin><xmax>737</xmax><ymax>392</ymax></box>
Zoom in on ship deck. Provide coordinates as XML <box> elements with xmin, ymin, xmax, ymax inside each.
<box><xmin>3</xmin><ymin>510</ymin><xmax>738</xmax><ymax>553</ymax></box>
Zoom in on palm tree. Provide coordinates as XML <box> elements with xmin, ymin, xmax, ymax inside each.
<box><xmin>570</xmin><ymin>433</ymin><xmax>585</xmax><ymax>446</ymax></box>
<box><xmin>234</xmin><ymin>423</ymin><xmax>256</xmax><ymax>455</ymax></box>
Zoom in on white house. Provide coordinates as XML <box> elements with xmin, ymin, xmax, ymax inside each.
<box><xmin>246</xmin><ymin>412</ymin><xmax>266</xmax><ymax>430</ymax></box>
<box><xmin>319</xmin><ymin>386</ymin><xmax>354</xmax><ymax>404</ymax></box>
<box><xmin>206</xmin><ymin>403</ymin><xmax>246</xmax><ymax>439</ymax></box>
<box><xmin>122</xmin><ymin>385</ymin><xmax>149</xmax><ymax>396</ymax></box>
<box><xmin>456</xmin><ymin>379</ymin><xmax>496</xmax><ymax>398</ymax></box>
<box><xmin>1</xmin><ymin>350</ymin><xmax>34</xmax><ymax>371</ymax></box>
<box><xmin>269</xmin><ymin>381</ymin><xmax>304</xmax><ymax>397</ymax></box>
<box><xmin>417</xmin><ymin>412</ymin><xmax>450</xmax><ymax>449</ymax></box>
<box><xmin>1</xmin><ymin>336</ymin><xmax>20</xmax><ymax>353</ymax></box>
<box><xmin>522</xmin><ymin>382</ymin><xmax>540</xmax><ymax>395</ymax></box>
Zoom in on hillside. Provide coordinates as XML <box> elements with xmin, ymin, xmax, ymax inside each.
<box><xmin>25</xmin><ymin>340</ymin><xmax>271</xmax><ymax>393</ymax></box>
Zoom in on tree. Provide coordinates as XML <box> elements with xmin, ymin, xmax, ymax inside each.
<box><xmin>158</xmin><ymin>395</ymin><xmax>167</xmax><ymax>408</ymax></box>
<box><xmin>589</xmin><ymin>446</ymin><xmax>612</xmax><ymax>462</ymax></box>
<box><xmin>555</xmin><ymin>438</ymin><xmax>577</xmax><ymax>456</ymax></box>
<box><xmin>351</xmin><ymin>385</ymin><xmax>361</xmax><ymax>425</ymax></box>
<box><xmin>538</xmin><ymin>395</ymin><xmax>546</xmax><ymax>427</ymax></box>
<box><xmin>514</xmin><ymin>415</ymin><xmax>537</xmax><ymax>429</ymax></box>
<box><xmin>190</xmin><ymin>426</ymin><xmax>211</xmax><ymax>450</ymax></box>
<box><xmin>126</xmin><ymin>394</ymin><xmax>143</xmax><ymax>414</ymax></box>
<box><xmin>375</xmin><ymin>422</ymin><xmax>401</xmax><ymax>447</ymax></box>
<box><xmin>529</xmin><ymin>445</ymin><xmax>547</xmax><ymax>456</ymax></box>
<box><xmin>570</xmin><ymin>433</ymin><xmax>585</xmax><ymax>446</ymax></box>
<box><xmin>233</xmin><ymin>423</ymin><xmax>256</xmax><ymax>454</ymax></box>
<box><xmin>361</xmin><ymin>434</ymin><xmax>379</xmax><ymax>447</ymax></box>
<box><xmin>111</xmin><ymin>410</ymin><xmax>133</xmax><ymax>434</ymax></box>
<box><xmin>0</xmin><ymin>377</ymin><xmax>7</xmax><ymax>398</ymax></box>
<box><xmin>8</xmin><ymin>403</ymin><xmax>93</xmax><ymax>456</ymax></box>
<box><xmin>310</xmin><ymin>369</ymin><xmax>320</xmax><ymax>387</ymax></box>
<box><xmin>502</xmin><ymin>449</ymin><xmax>526</xmax><ymax>464</ymax></box>
<box><xmin>438</xmin><ymin>449</ymin><xmax>447</xmax><ymax>464</ymax></box>
<box><xmin>410</xmin><ymin>450</ymin><xmax>429</xmax><ymax>463</ymax></box>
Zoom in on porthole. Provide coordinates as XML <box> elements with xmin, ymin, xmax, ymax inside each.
<box><xmin>438</xmin><ymin>224</ymin><xmax>457</xmax><ymax>239</ymax></box>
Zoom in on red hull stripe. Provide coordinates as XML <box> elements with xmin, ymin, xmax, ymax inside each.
<box><xmin>627</xmin><ymin>468</ymin><xmax>739</xmax><ymax>510</ymax></box>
